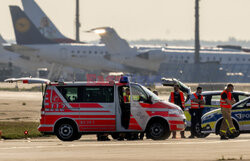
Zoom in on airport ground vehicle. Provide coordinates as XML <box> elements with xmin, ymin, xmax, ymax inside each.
<box><xmin>5</xmin><ymin>76</ymin><xmax>186</xmax><ymax>141</ymax></box>
<box><xmin>161</xmin><ymin>78</ymin><xmax>250</xmax><ymax>137</ymax></box>
<box><xmin>201</xmin><ymin>97</ymin><xmax>250</xmax><ymax>138</ymax></box>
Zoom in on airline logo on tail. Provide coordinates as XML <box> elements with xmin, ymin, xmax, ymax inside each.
<box><xmin>39</xmin><ymin>16</ymin><xmax>56</xmax><ymax>39</ymax></box>
<box><xmin>15</xmin><ymin>17</ymin><xmax>30</xmax><ymax>33</ymax></box>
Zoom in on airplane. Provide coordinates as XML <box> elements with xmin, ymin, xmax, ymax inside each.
<box><xmin>0</xmin><ymin>34</ymin><xmax>49</xmax><ymax>76</ymax></box>
<box><xmin>4</xmin><ymin>6</ymin><xmax>166</xmax><ymax>74</ymax></box>
<box><xmin>89</xmin><ymin>27</ymin><xmax>250</xmax><ymax>82</ymax></box>
<box><xmin>23</xmin><ymin>0</ymin><xmax>245</xmax><ymax>55</ymax></box>
<box><xmin>21</xmin><ymin>0</ymin><xmax>76</xmax><ymax>43</ymax></box>
<box><xmin>0</xmin><ymin>34</ymin><xmax>80</xmax><ymax>80</ymax></box>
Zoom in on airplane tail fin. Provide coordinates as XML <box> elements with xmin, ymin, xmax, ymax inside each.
<box><xmin>21</xmin><ymin>0</ymin><xmax>76</xmax><ymax>43</ymax></box>
<box><xmin>9</xmin><ymin>6</ymin><xmax>55</xmax><ymax>45</ymax></box>
<box><xmin>90</xmin><ymin>27</ymin><xmax>136</xmax><ymax>54</ymax></box>
<box><xmin>0</xmin><ymin>35</ymin><xmax>7</xmax><ymax>44</ymax></box>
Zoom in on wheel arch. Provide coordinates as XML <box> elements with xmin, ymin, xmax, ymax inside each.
<box><xmin>53</xmin><ymin>117</ymin><xmax>79</xmax><ymax>133</ymax></box>
<box><xmin>145</xmin><ymin>116</ymin><xmax>169</xmax><ymax>132</ymax></box>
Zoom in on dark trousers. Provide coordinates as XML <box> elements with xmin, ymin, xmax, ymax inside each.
<box><xmin>189</xmin><ymin>108</ymin><xmax>203</xmax><ymax>136</ymax></box>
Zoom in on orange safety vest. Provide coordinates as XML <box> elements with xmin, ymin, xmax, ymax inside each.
<box><xmin>191</xmin><ymin>93</ymin><xmax>204</xmax><ymax>109</ymax></box>
<box><xmin>220</xmin><ymin>90</ymin><xmax>232</xmax><ymax>108</ymax></box>
<box><xmin>170</xmin><ymin>92</ymin><xmax>185</xmax><ymax>108</ymax></box>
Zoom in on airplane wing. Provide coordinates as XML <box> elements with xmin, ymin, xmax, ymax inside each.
<box><xmin>5</xmin><ymin>77</ymin><xmax>50</xmax><ymax>84</ymax></box>
<box><xmin>3</xmin><ymin>44</ymin><xmax>38</xmax><ymax>53</ymax></box>
<box><xmin>89</xmin><ymin>27</ymin><xmax>137</xmax><ymax>55</ymax></box>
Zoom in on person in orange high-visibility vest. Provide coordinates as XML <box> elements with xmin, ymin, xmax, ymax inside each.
<box><xmin>169</xmin><ymin>84</ymin><xmax>186</xmax><ymax>138</ymax></box>
<box><xmin>219</xmin><ymin>84</ymin><xmax>238</xmax><ymax>140</ymax></box>
<box><xmin>189</xmin><ymin>86</ymin><xmax>205</xmax><ymax>138</ymax></box>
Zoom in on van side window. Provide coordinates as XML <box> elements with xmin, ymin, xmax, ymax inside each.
<box><xmin>57</xmin><ymin>86</ymin><xmax>79</xmax><ymax>102</ymax></box>
<box><xmin>82</xmin><ymin>86</ymin><xmax>114</xmax><ymax>103</ymax></box>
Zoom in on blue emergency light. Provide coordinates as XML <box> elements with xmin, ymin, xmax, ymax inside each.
<box><xmin>119</xmin><ymin>76</ymin><xmax>129</xmax><ymax>83</ymax></box>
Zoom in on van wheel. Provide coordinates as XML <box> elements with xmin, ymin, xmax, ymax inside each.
<box><xmin>146</xmin><ymin>121</ymin><xmax>170</xmax><ymax>140</ymax></box>
<box><xmin>74</xmin><ymin>133</ymin><xmax>82</xmax><ymax>140</ymax></box>
<box><xmin>55</xmin><ymin>122</ymin><xmax>77</xmax><ymax>141</ymax></box>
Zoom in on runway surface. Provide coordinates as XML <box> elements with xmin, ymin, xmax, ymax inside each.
<box><xmin>0</xmin><ymin>134</ymin><xmax>250</xmax><ymax>161</ymax></box>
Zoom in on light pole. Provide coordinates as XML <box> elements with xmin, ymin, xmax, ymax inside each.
<box><xmin>76</xmin><ymin>0</ymin><xmax>80</xmax><ymax>42</ymax></box>
<box><xmin>195</xmin><ymin>0</ymin><xmax>200</xmax><ymax>64</ymax></box>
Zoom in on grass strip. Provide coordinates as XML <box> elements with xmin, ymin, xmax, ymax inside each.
<box><xmin>0</xmin><ymin>121</ymin><xmax>44</xmax><ymax>139</ymax></box>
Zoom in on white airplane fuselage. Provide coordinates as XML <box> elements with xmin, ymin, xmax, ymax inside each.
<box><xmin>162</xmin><ymin>49</ymin><xmax>250</xmax><ymax>65</ymax></box>
<box><xmin>0</xmin><ymin>46</ymin><xmax>50</xmax><ymax>75</ymax></box>
<box><xmin>6</xmin><ymin>43</ymin><xmax>166</xmax><ymax>73</ymax></box>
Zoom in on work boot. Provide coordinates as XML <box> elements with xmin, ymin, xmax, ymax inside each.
<box><xmin>99</xmin><ymin>136</ymin><xmax>110</xmax><ymax>141</ymax></box>
<box><xmin>97</xmin><ymin>134</ymin><xmax>110</xmax><ymax>141</ymax></box>
<box><xmin>220</xmin><ymin>135</ymin><xmax>228</xmax><ymax>140</ymax></box>
<box><xmin>172</xmin><ymin>131</ymin><xmax>177</xmax><ymax>139</ymax></box>
<box><xmin>188</xmin><ymin>135</ymin><xmax>195</xmax><ymax>139</ymax></box>
<box><xmin>139</xmin><ymin>133</ymin><xmax>144</xmax><ymax>140</ymax></box>
<box><xmin>180</xmin><ymin>131</ymin><xmax>185</xmax><ymax>138</ymax></box>
<box><xmin>228</xmin><ymin>130</ymin><xmax>240</xmax><ymax>139</ymax></box>
<box><xmin>117</xmin><ymin>137</ymin><xmax>124</xmax><ymax>141</ymax></box>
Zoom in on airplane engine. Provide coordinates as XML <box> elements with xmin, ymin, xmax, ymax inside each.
<box><xmin>137</xmin><ymin>50</ymin><xmax>166</xmax><ymax>62</ymax></box>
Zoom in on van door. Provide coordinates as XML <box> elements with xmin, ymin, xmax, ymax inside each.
<box><xmin>78</xmin><ymin>86</ymin><xmax>116</xmax><ymax>132</ymax></box>
<box><xmin>117</xmin><ymin>86</ymin><xmax>131</xmax><ymax>130</ymax></box>
<box><xmin>129</xmin><ymin>84</ymin><xmax>151</xmax><ymax>131</ymax></box>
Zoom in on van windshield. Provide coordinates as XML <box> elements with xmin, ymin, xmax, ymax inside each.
<box><xmin>141</xmin><ymin>85</ymin><xmax>161</xmax><ymax>102</ymax></box>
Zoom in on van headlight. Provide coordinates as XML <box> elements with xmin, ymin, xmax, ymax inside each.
<box><xmin>169</xmin><ymin>109</ymin><xmax>183</xmax><ymax>115</ymax></box>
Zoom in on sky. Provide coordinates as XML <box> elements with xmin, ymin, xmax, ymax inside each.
<box><xmin>0</xmin><ymin>0</ymin><xmax>250</xmax><ymax>42</ymax></box>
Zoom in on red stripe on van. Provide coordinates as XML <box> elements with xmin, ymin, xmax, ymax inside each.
<box><xmin>146</xmin><ymin>111</ymin><xmax>169</xmax><ymax>117</ymax></box>
<box><xmin>69</xmin><ymin>103</ymin><xmax>103</xmax><ymax>108</ymax></box>
<box><xmin>38</xmin><ymin>126</ymin><xmax>53</xmax><ymax>132</ymax></box>
<box><xmin>140</xmin><ymin>102</ymin><xmax>175</xmax><ymax>109</ymax></box>
<box><xmin>79</xmin><ymin>115</ymin><xmax>116</xmax><ymax>118</ymax></box>
<box><xmin>169</xmin><ymin>120</ymin><xmax>184</xmax><ymax>125</ymax></box>
<box><xmin>128</xmin><ymin>118</ymin><xmax>142</xmax><ymax>131</ymax></box>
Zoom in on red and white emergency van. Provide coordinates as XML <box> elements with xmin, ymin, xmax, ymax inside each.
<box><xmin>5</xmin><ymin>76</ymin><xmax>186</xmax><ymax>141</ymax></box>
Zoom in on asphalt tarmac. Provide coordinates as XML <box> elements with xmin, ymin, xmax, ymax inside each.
<box><xmin>0</xmin><ymin>134</ymin><xmax>250</xmax><ymax>161</ymax></box>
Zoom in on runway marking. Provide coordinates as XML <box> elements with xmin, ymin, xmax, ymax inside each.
<box><xmin>0</xmin><ymin>139</ymin><xmax>249</xmax><ymax>150</ymax></box>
